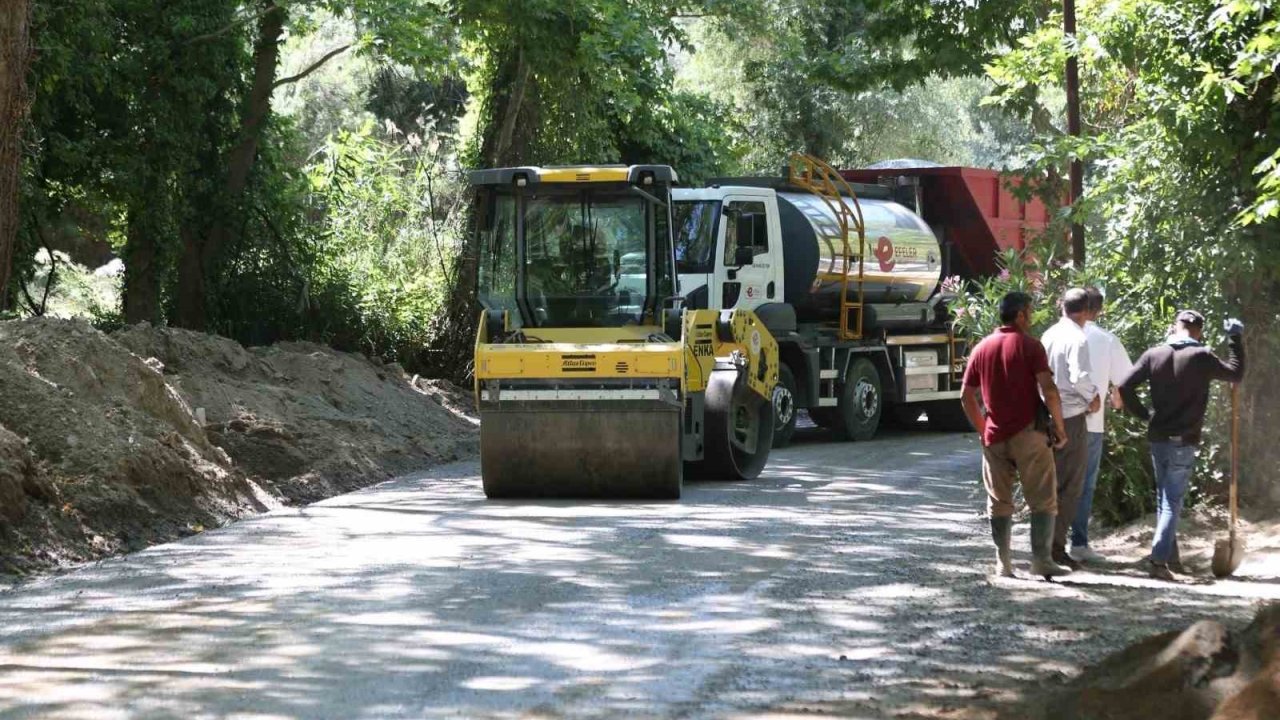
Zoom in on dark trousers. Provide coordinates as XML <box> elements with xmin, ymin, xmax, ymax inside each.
<box><xmin>1052</xmin><ymin>414</ymin><xmax>1089</xmax><ymax>554</ymax></box>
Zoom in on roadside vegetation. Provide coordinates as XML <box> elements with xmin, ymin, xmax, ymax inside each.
<box><xmin>0</xmin><ymin>0</ymin><xmax>1276</xmax><ymax>527</ymax></box>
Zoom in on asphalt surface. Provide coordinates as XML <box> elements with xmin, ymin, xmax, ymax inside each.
<box><xmin>0</xmin><ymin>428</ymin><xmax>1273</xmax><ymax>719</ymax></box>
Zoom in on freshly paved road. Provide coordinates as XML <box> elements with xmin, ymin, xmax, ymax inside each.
<box><xmin>1</xmin><ymin>429</ymin><xmax>1273</xmax><ymax>719</ymax></box>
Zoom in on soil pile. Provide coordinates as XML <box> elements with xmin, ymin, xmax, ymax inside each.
<box><xmin>1013</xmin><ymin>603</ymin><xmax>1280</xmax><ymax>720</ymax></box>
<box><xmin>0</xmin><ymin>318</ymin><xmax>476</xmax><ymax>576</ymax></box>
<box><xmin>114</xmin><ymin>325</ymin><xmax>477</xmax><ymax>504</ymax></box>
<box><xmin>0</xmin><ymin>318</ymin><xmax>267</xmax><ymax>572</ymax></box>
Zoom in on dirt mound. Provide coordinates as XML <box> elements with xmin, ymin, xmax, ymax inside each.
<box><xmin>0</xmin><ymin>318</ymin><xmax>268</xmax><ymax>573</ymax></box>
<box><xmin>0</xmin><ymin>426</ymin><xmax>38</xmax><ymax>528</ymax></box>
<box><xmin>114</xmin><ymin>325</ymin><xmax>477</xmax><ymax>504</ymax></box>
<box><xmin>0</xmin><ymin>318</ymin><xmax>476</xmax><ymax>577</ymax></box>
<box><xmin>1013</xmin><ymin>603</ymin><xmax>1280</xmax><ymax>720</ymax></box>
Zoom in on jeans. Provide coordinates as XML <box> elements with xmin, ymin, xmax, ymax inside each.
<box><xmin>1071</xmin><ymin>432</ymin><xmax>1106</xmax><ymax>548</ymax></box>
<box><xmin>1150</xmin><ymin>439</ymin><xmax>1197</xmax><ymax>564</ymax></box>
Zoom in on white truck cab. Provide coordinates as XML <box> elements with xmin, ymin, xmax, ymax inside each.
<box><xmin>671</xmin><ymin>187</ymin><xmax>783</xmax><ymax>313</ymax></box>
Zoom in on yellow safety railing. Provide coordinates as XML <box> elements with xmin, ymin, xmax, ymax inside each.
<box><xmin>786</xmin><ymin>153</ymin><xmax>867</xmax><ymax>340</ymax></box>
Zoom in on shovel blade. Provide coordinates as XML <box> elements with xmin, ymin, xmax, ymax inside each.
<box><xmin>1211</xmin><ymin>536</ymin><xmax>1246</xmax><ymax>578</ymax></box>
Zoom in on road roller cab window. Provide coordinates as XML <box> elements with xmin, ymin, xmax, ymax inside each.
<box><xmin>521</xmin><ymin>190</ymin><xmax>651</xmax><ymax>327</ymax></box>
<box><xmin>476</xmin><ymin>193</ymin><xmax>519</xmax><ymax>319</ymax></box>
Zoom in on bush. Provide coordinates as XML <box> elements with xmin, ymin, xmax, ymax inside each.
<box><xmin>946</xmin><ymin>234</ymin><xmax>1241</xmax><ymax>526</ymax></box>
<box><xmin>300</xmin><ymin>121</ymin><xmax>467</xmax><ymax>371</ymax></box>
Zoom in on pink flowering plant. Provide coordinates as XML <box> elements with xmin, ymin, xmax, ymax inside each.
<box><xmin>945</xmin><ymin>235</ymin><xmax>1090</xmax><ymax>341</ymax></box>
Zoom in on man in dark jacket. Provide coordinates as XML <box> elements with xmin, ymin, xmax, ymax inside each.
<box><xmin>1118</xmin><ymin>310</ymin><xmax>1245</xmax><ymax>581</ymax></box>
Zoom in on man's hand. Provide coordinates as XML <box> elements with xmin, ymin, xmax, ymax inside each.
<box><xmin>1224</xmin><ymin>318</ymin><xmax>1244</xmax><ymax>337</ymax></box>
<box><xmin>1110</xmin><ymin>387</ymin><xmax>1124</xmax><ymax>410</ymax></box>
<box><xmin>1087</xmin><ymin>394</ymin><xmax>1102</xmax><ymax>414</ymax></box>
<box><xmin>1052</xmin><ymin>423</ymin><xmax>1068</xmax><ymax>450</ymax></box>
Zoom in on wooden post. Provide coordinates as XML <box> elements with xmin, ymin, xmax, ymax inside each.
<box><xmin>1064</xmin><ymin>0</ymin><xmax>1085</xmax><ymax>267</ymax></box>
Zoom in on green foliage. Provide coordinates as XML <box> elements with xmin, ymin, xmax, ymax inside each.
<box><xmin>301</xmin><ymin>121</ymin><xmax>467</xmax><ymax>366</ymax></box>
<box><xmin>677</xmin><ymin>9</ymin><xmax>1038</xmax><ymax>171</ymax></box>
<box><xmin>984</xmin><ymin>0</ymin><xmax>1280</xmax><ymax>514</ymax></box>
<box><xmin>14</xmin><ymin>250</ymin><xmax>121</xmax><ymax>321</ymax></box>
<box><xmin>454</xmin><ymin>0</ymin><xmax>740</xmax><ymax>174</ymax></box>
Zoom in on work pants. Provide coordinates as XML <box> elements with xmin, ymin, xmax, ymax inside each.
<box><xmin>1052</xmin><ymin>414</ymin><xmax>1089</xmax><ymax>554</ymax></box>
<box><xmin>981</xmin><ymin>425</ymin><xmax>1057</xmax><ymax>518</ymax></box>
<box><xmin>1070</xmin><ymin>432</ymin><xmax>1106</xmax><ymax>549</ymax></box>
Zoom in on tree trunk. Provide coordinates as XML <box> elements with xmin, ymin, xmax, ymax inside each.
<box><xmin>173</xmin><ymin>0</ymin><xmax>284</xmax><ymax>330</ymax></box>
<box><xmin>478</xmin><ymin>48</ymin><xmax>534</xmax><ymax>168</ymax></box>
<box><xmin>122</xmin><ymin>207</ymin><xmax>162</xmax><ymax>324</ymax></box>
<box><xmin>0</xmin><ymin>0</ymin><xmax>31</xmax><ymax>312</ymax></box>
<box><xmin>429</xmin><ymin>47</ymin><xmax>537</xmax><ymax>382</ymax></box>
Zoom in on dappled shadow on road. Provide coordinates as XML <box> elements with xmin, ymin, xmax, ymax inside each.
<box><xmin>0</xmin><ymin>431</ymin><xmax>1271</xmax><ymax>719</ymax></box>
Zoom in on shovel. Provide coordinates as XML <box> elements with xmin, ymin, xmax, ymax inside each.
<box><xmin>1212</xmin><ymin>383</ymin><xmax>1245</xmax><ymax>578</ymax></box>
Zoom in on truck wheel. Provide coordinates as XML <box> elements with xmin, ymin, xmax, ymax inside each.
<box><xmin>771</xmin><ymin>364</ymin><xmax>799</xmax><ymax>448</ymax></box>
<box><xmin>927</xmin><ymin>400</ymin><xmax>974</xmax><ymax>432</ymax></box>
<box><xmin>834</xmin><ymin>358</ymin><xmax>882</xmax><ymax>441</ymax></box>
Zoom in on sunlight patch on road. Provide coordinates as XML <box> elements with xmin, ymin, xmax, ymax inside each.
<box><xmin>662</xmin><ymin>533</ymin><xmax>739</xmax><ymax>549</ymax></box>
<box><xmin>507</xmin><ymin>640</ymin><xmax>660</xmax><ymax>672</ymax></box>
<box><xmin>462</xmin><ymin>675</ymin><xmax>541</xmax><ymax>691</ymax></box>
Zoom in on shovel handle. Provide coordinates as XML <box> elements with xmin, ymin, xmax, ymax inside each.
<box><xmin>1230</xmin><ymin>383</ymin><xmax>1239</xmax><ymax>531</ymax></box>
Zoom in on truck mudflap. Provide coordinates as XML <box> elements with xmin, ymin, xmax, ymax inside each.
<box><xmin>479</xmin><ymin>394</ymin><xmax>682</xmax><ymax>499</ymax></box>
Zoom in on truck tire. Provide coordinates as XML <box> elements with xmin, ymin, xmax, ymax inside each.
<box><xmin>834</xmin><ymin>358</ymin><xmax>883</xmax><ymax>441</ymax></box>
<box><xmin>927</xmin><ymin>400</ymin><xmax>974</xmax><ymax>432</ymax></box>
<box><xmin>771</xmin><ymin>364</ymin><xmax>799</xmax><ymax>448</ymax></box>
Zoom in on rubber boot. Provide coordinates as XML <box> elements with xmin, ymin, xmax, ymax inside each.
<box><xmin>1029</xmin><ymin>512</ymin><xmax>1072</xmax><ymax>580</ymax></box>
<box><xmin>990</xmin><ymin>516</ymin><xmax>1014</xmax><ymax>577</ymax></box>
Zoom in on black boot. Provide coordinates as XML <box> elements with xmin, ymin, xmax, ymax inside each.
<box><xmin>1030</xmin><ymin>512</ymin><xmax>1071</xmax><ymax>579</ymax></box>
<box><xmin>990</xmin><ymin>516</ymin><xmax>1014</xmax><ymax>577</ymax></box>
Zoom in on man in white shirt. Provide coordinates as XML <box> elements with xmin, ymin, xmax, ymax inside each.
<box><xmin>1070</xmin><ymin>287</ymin><xmax>1133</xmax><ymax>563</ymax></box>
<box><xmin>1041</xmin><ymin>288</ymin><xmax>1101</xmax><ymax>570</ymax></box>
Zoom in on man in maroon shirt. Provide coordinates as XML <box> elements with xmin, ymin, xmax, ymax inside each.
<box><xmin>961</xmin><ymin>292</ymin><xmax>1072</xmax><ymax>579</ymax></box>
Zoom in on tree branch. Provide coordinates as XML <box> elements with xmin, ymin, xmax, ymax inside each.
<box><xmin>17</xmin><ymin>276</ymin><xmax>38</xmax><ymax>315</ymax></box>
<box><xmin>272</xmin><ymin>44</ymin><xmax>353</xmax><ymax>88</ymax></box>
<box><xmin>185</xmin><ymin>4</ymin><xmax>280</xmax><ymax>45</ymax></box>
<box><xmin>37</xmin><ymin>245</ymin><xmax>56</xmax><ymax>316</ymax></box>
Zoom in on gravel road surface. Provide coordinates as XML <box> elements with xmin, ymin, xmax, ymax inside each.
<box><xmin>1</xmin><ymin>429</ymin><xmax>1274</xmax><ymax>719</ymax></box>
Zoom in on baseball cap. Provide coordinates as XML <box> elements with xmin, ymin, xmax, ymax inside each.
<box><xmin>1175</xmin><ymin>309</ymin><xmax>1205</xmax><ymax>327</ymax></box>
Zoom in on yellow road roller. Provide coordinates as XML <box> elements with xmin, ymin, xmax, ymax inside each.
<box><xmin>471</xmin><ymin>164</ymin><xmax>777</xmax><ymax>498</ymax></box>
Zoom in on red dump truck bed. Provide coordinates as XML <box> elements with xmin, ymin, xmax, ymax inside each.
<box><xmin>839</xmin><ymin>166</ymin><xmax>1057</xmax><ymax>279</ymax></box>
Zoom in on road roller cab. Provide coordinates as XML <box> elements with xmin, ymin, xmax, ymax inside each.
<box><xmin>471</xmin><ymin>165</ymin><xmax>779</xmax><ymax>499</ymax></box>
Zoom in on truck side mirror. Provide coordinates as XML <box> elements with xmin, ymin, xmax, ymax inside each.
<box><xmin>734</xmin><ymin>246</ymin><xmax>755</xmax><ymax>267</ymax></box>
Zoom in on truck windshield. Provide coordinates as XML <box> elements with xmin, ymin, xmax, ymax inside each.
<box><xmin>672</xmin><ymin>200</ymin><xmax>720</xmax><ymax>274</ymax></box>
